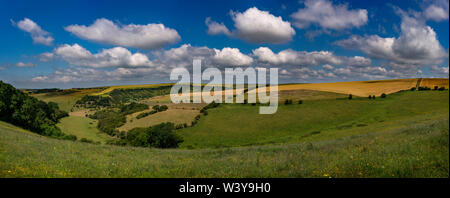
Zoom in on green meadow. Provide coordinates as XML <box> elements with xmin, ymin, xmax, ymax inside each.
<box><xmin>179</xmin><ymin>91</ymin><xmax>449</xmax><ymax>149</ymax></box>
<box><xmin>0</xmin><ymin>90</ymin><xmax>448</xmax><ymax>177</ymax></box>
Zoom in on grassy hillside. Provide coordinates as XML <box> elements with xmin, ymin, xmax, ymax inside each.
<box><xmin>57</xmin><ymin>116</ymin><xmax>112</xmax><ymax>143</ymax></box>
<box><xmin>179</xmin><ymin>91</ymin><xmax>448</xmax><ymax>148</ymax></box>
<box><xmin>0</xmin><ymin>112</ymin><xmax>447</xmax><ymax>178</ymax></box>
<box><xmin>118</xmin><ymin>108</ymin><xmax>200</xmax><ymax>131</ymax></box>
<box><xmin>31</xmin><ymin>88</ymin><xmax>104</xmax><ymax>112</ymax></box>
<box><xmin>1</xmin><ymin>83</ymin><xmax>447</xmax><ymax>178</ymax></box>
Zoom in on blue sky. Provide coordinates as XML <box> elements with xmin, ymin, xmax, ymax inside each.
<box><xmin>0</xmin><ymin>0</ymin><xmax>448</xmax><ymax>88</ymax></box>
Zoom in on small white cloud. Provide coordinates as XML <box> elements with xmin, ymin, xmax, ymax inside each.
<box><xmin>322</xmin><ymin>64</ymin><xmax>334</xmax><ymax>70</ymax></box>
<box><xmin>65</xmin><ymin>18</ymin><xmax>180</xmax><ymax>50</ymax></box>
<box><xmin>39</xmin><ymin>52</ymin><xmax>55</xmax><ymax>62</ymax></box>
<box><xmin>213</xmin><ymin>47</ymin><xmax>253</xmax><ymax>66</ymax></box>
<box><xmin>13</xmin><ymin>18</ymin><xmax>54</xmax><ymax>46</ymax></box>
<box><xmin>424</xmin><ymin>0</ymin><xmax>449</xmax><ymax>21</ymax></box>
<box><xmin>207</xmin><ymin>7</ymin><xmax>296</xmax><ymax>44</ymax></box>
<box><xmin>346</xmin><ymin>56</ymin><xmax>372</xmax><ymax>67</ymax></box>
<box><xmin>291</xmin><ymin>0</ymin><xmax>368</xmax><ymax>30</ymax></box>
<box><xmin>15</xmin><ymin>62</ymin><xmax>36</xmax><ymax>67</ymax></box>
<box><xmin>205</xmin><ymin>17</ymin><xmax>232</xmax><ymax>36</ymax></box>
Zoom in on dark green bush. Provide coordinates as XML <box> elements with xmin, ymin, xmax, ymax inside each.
<box><xmin>284</xmin><ymin>99</ymin><xmax>293</xmax><ymax>105</ymax></box>
<box><xmin>381</xmin><ymin>93</ymin><xmax>387</xmax><ymax>98</ymax></box>
<box><xmin>120</xmin><ymin>102</ymin><xmax>148</xmax><ymax>115</ymax></box>
<box><xmin>90</xmin><ymin>109</ymin><xmax>126</xmax><ymax>136</ymax></box>
<box><xmin>125</xmin><ymin>122</ymin><xmax>183</xmax><ymax>148</ymax></box>
<box><xmin>418</xmin><ymin>86</ymin><xmax>431</xmax><ymax>91</ymax></box>
<box><xmin>136</xmin><ymin>110</ymin><xmax>157</xmax><ymax>119</ymax></box>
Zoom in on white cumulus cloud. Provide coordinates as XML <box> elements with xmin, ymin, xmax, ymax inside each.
<box><xmin>335</xmin><ymin>13</ymin><xmax>448</xmax><ymax>67</ymax></box>
<box><xmin>13</xmin><ymin>18</ymin><xmax>54</xmax><ymax>46</ymax></box>
<box><xmin>206</xmin><ymin>7</ymin><xmax>296</xmax><ymax>44</ymax></box>
<box><xmin>205</xmin><ymin>17</ymin><xmax>232</xmax><ymax>36</ymax></box>
<box><xmin>213</xmin><ymin>47</ymin><xmax>253</xmax><ymax>66</ymax></box>
<box><xmin>65</xmin><ymin>18</ymin><xmax>180</xmax><ymax>50</ymax></box>
<box><xmin>252</xmin><ymin>47</ymin><xmax>342</xmax><ymax>67</ymax></box>
<box><xmin>291</xmin><ymin>0</ymin><xmax>368</xmax><ymax>30</ymax></box>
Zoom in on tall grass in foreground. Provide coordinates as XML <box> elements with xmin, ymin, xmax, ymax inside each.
<box><xmin>0</xmin><ymin>115</ymin><xmax>448</xmax><ymax>178</ymax></box>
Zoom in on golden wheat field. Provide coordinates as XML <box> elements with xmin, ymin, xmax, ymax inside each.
<box><xmin>249</xmin><ymin>78</ymin><xmax>423</xmax><ymax>97</ymax></box>
<box><xmin>32</xmin><ymin>88</ymin><xmax>105</xmax><ymax>112</ymax></box>
<box><xmin>91</xmin><ymin>83</ymin><xmax>175</xmax><ymax>96</ymax></box>
<box><xmin>419</xmin><ymin>78</ymin><xmax>449</xmax><ymax>89</ymax></box>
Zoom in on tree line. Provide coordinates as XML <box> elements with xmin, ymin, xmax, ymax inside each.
<box><xmin>0</xmin><ymin>81</ymin><xmax>73</xmax><ymax>139</ymax></box>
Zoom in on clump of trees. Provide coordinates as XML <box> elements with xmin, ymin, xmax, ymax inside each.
<box><xmin>381</xmin><ymin>93</ymin><xmax>387</xmax><ymax>98</ymax></box>
<box><xmin>90</xmin><ymin>102</ymin><xmax>151</xmax><ymax>136</ymax></box>
<box><xmin>89</xmin><ymin>109</ymin><xmax>126</xmax><ymax>136</ymax></box>
<box><xmin>0</xmin><ymin>81</ymin><xmax>72</xmax><ymax>139</ymax></box>
<box><xmin>75</xmin><ymin>95</ymin><xmax>113</xmax><ymax>108</ymax></box>
<box><xmin>417</xmin><ymin>86</ymin><xmax>446</xmax><ymax>91</ymax></box>
<box><xmin>348</xmin><ymin>94</ymin><xmax>353</xmax><ymax>100</ymax></box>
<box><xmin>120</xmin><ymin>102</ymin><xmax>149</xmax><ymax>115</ymax></box>
<box><xmin>418</xmin><ymin>86</ymin><xmax>432</xmax><ymax>91</ymax></box>
<box><xmin>112</xmin><ymin>122</ymin><xmax>183</xmax><ymax>148</ymax></box>
<box><xmin>108</xmin><ymin>86</ymin><xmax>172</xmax><ymax>103</ymax></box>
<box><xmin>136</xmin><ymin>110</ymin><xmax>157</xmax><ymax>119</ymax></box>
<box><xmin>152</xmin><ymin>104</ymin><xmax>168</xmax><ymax>112</ymax></box>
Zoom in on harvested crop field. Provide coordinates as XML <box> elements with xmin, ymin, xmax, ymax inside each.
<box><xmin>248</xmin><ymin>79</ymin><xmax>419</xmax><ymax>97</ymax></box>
<box><xmin>419</xmin><ymin>78</ymin><xmax>449</xmax><ymax>89</ymax></box>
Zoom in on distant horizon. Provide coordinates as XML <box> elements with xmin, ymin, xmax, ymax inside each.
<box><xmin>12</xmin><ymin>77</ymin><xmax>450</xmax><ymax>90</ymax></box>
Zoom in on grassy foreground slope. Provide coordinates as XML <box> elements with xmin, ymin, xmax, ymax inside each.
<box><xmin>179</xmin><ymin>91</ymin><xmax>448</xmax><ymax>148</ymax></box>
<box><xmin>0</xmin><ymin>113</ymin><xmax>448</xmax><ymax>178</ymax></box>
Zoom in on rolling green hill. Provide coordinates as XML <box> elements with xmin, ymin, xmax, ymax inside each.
<box><xmin>0</xmin><ymin>90</ymin><xmax>448</xmax><ymax>178</ymax></box>
<box><xmin>179</xmin><ymin>91</ymin><xmax>449</xmax><ymax>149</ymax></box>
